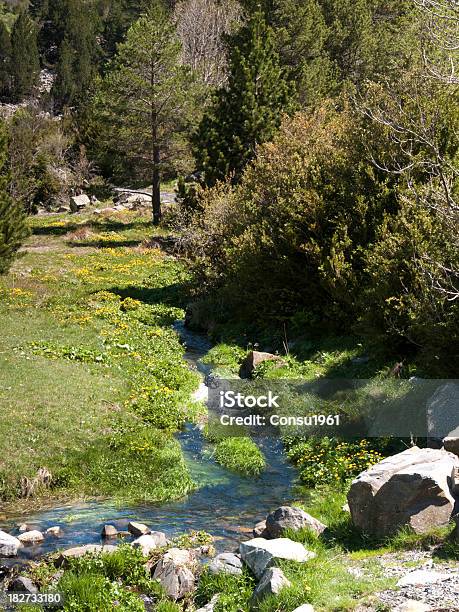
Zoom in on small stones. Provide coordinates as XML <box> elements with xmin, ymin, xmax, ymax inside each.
<box><xmin>251</xmin><ymin>567</ymin><xmax>291</xmax><ymax>602</ymax></box>
<box><xmin>18</xmin><ymin>530</ymin><xmax>45</xmax><ymax>544</ymax></box>
<box><xmin>128</xmin><ymin>521</ymin><xmax>150</xmax><ymax>537</ymax></box>
<box><xmin>101</xmin><ymin>525</ymin><xmax>118</xmax><ymax>539</ymax></box>
<box><xmin>209</xmin><ymin>552</ymin><xmax>243</xmax><ymax>576</ymax></box>
<box><xmin>395</xmin><ymin>601</ymin><xmax>432</xmax><ymax>612</ymax></box>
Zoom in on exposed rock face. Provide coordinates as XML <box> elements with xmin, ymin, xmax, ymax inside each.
<box><xmin>70</xmin><ymin>194</ymin><xmax>90</xmax><ymax>212</ymax></box>
<box><xmin>128</xmin><ymin>521</ymin><xmax>150</xmax><ymax>537</ymax></box>
<box><xmin>443</xmin><ymin>437</ymin><xmax>459</xmax><ymax>458</ymax></box>
<box><xmin>427</xmin><ymin>383</ymin><xmax>459</xmax><ymax>440</ymax></box>
<box><xmin>18</xmin><ymin>530</ymin><xmax>44</xmax><ymax>544</ymax></box>
<box><xmin>347</xmin><ymin>447</ymin><xmax>459</xmax><ymax>537</ymax></box>
<box><xmin>152</xmin><ymin>548</ymin><xmax>196</xmax><ymax>600</ymax></box>
<box><xmin>209</xmin><ymin>552</ymin><xmax>243</xmax><ymax>576</ymax></box>
<box><xmin>239</xmin><ymin>537</ymin><xmax>315</xmax><ymax>579</ymax></box>
<box><xmin>251</xmin><ymin>567</ymin><xmax>291</xmax><ymax>602</ymax></box>
<box><xmin>101</xmin><ymin>525</ymin><xmax>118</xmax><ymax>538</ymax></box>
<box><xmin>8</xmin><ymin>576</ymin><xmax>38</xmax><ymax>594</ymax></box>
<box><xmin>55</xmin><ymin>544</ymin><xmax>117</xmax><ymax>567</ymax></box>
<box><xmin>239</xmin><ymin>351</ymin><xmax>285</xmax><ymax>379</ymax></box>
<box><xmin>0</xmin><ymin>531</ymin><xmax>22</xmax><ymax>557</ymax></box>
<box><xmin>266</xmin><ymin>506</ymin><xmax>326</xmax><ymax>538</ymax></box>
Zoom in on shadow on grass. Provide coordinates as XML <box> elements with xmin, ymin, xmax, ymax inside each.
<box><xmin>31</xmin><ymin>219</ymin><xmax>153</xmax><ymax>237</ymax></box>
<box><xmin>110</xmin><ymin>283</ymin><xmax>190</xmax><ymax>310</ymax></box>
<box><xmin>67</xmin><ymin>239</ymin><xmax>143</xmax><ymax>249</ymax></box>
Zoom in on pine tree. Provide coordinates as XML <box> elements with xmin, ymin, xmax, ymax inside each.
<box><xmin>0</xmin><ymin>121</ymin><xmax>29</xmax><ymax>274</ymax></box>
<box><xmin>0</xmin><ymin>22</ymin><xmax>11</xmax><ymax>99</ymax></box>
<box><xmin>10</xmin><ymin>11</ymin><xmax>40</xmax><ymax>102</ymax></box>
<box><xmin>92</xmin><ymin>2</ymin><xmax>197</xmax><ymax>224</ymax></box>
<box><xmin>194</xmin><ymin>10</ymin><xmax>293</xmax><ymax>186</ymax></box>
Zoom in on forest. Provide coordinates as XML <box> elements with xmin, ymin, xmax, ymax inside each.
<box><xmin>0</xmin><ymin>1</ymin><xmax>458</xmax><ymax>611</ymax></box>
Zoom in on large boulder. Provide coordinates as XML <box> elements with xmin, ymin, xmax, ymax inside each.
<box><xmin>209</xmin><ymin>552</ymin><xmax>243</xmax><ymax>576</ymax></box>
<box><xmin>251</xmin><ymin>567</ymin><xmax>291</xmax><ymax>603</ymax></box>
<box><xmin>0</xmin><ymin>530</ymin><xmax>22</xmax><ymax>557</ymax></box>
<box><xmin>239</xmin><ymin>537</ymin><xmax>315</xmax><ymax>579</ymax></box>
<box><xmin>69</xmin><ymin>194</ymin><xmax>90</xmax><ymax>212</ymax></box>
<box><xmin>266</xmin><ymin>506</ymin><xmax>326</xmax><ymax>538</ymax></box>
<box><xmin>347</xmin><ymin>447</ymin><xmax>459</xmax><ymax>537</ymax></box>
<box><xmin>239</xmin><ymin>351</ymin><xmax>285</xmax><ymax>379</ymax></box>
<box><xmin>152</xmin><ymin>548</ymin><xmax>196</xmax><ymax>600</ymax></box>
<box><xmin>427</xmin><ymin>383</ymin><xmax>459</xmax><ymax>441</ymax></box>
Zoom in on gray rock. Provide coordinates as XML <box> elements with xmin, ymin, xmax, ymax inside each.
<box><xmin>395</xmin><ymin>601</ymin><xmax>432</xmax><ymax>612</ymax></box>
<box><xmin>0</xmin><ymin>530</ymin><xmax>23</xmax><ymax>557</ymax></box>
<box><xmin>266</xmin><ymin>506</ymin><xmax>326</xmax><ymax>538</ymax></box>
<box><xmin>196</xmin><ymin>594</ymin><xmax>220</xmax><ymax>612</ymax></box>
<box><xmin>427</xmin><ymin>383</ymin><xmax>459</xmax><ymax>440</ymax></box>
<box><xmin>17</xmin><ymin>524</ymin><xmax>28</xmax><ymax>533</ymax></box>
<box><xmin>239</xmin><ymin>351</ymin><xmax>285</xmax><ymax>379</ymax></box>
<box><xmin>55</xmin><ymin>544</ymin><xmax>117</xmax><ymax>567</ymax></box>
<box><xmin>251</xmin><ymin>567</ymin><xmax>291</xmax><ymax>602</ymax></box>
<box><xmin>8</xmin><ymin>576</ymin><xmax>38</xmax><ymax>594</ymax></box>
<box><xmin>239</xmin><ymin>537</ymin><xmax>315</xmax><ymax>579</ymax></box>
<box><xmin>18</xmin><ymin>530</ymin><xmax>44</xmax><ymax>544</ymax></box>
<box><xmin>443</xmin><ymin>437</ymin><xmax>459</xmax><ymax>458</ymax></box>
<box><xmin>131</xmin><ymin>534</ymin><xmax>159</xmax><ymax>556</ymax></box>
<box><xmin>101</xmin><ymin>525</ymin><xmax>118</xmax><ymax>538</ymax></box>
<box><xmin>209</xmin><ymin>552</ymin><xmax>243</xmax><ymax>576</ymax></box>
<box><xmin>152</xmin><ymin>548</ymin><xmax>195</xmax><ymax>600</ymax></box>
<box><xmin>253</xmin><ymin>520</ymin><xmax>269</xmax><ymax>538</ymax></box>
<box><xmin>347</xmin><ymin>447</ymin><xmax>459</xmax><ymax>537</ymax></box>
<box><xmin>70</xmin><ymin>194</ymin><xmax>90</xmax><ymax>212</ymax></box>
<box><xmin>292</xmin><ymin>606</ymin><xmax>315</xmax><ymax>612</ymax></box>
<box><xmin>45</xmin><ymin>526</ymin><xmax>61</xmax><ymax>537</ymax></box>
<box><xmin>128</xmin><ymin>521</ymin><xmax>150</xmax><ymax>537</ymax></box>
<box><xmin>397</xmin><ymin>570</ymin><xmax>451</xmax><ymax>587</ymax></box>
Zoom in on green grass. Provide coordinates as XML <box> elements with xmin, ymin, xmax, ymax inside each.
<box><xmin>214</xmin><ymin>437</ymin><xmax>266</xmax><ymax>476</ymax></box>
<box><xmin>0</xmin><ymin>209</ymin><xmax>199</xmax><ymax>505</ymax></box>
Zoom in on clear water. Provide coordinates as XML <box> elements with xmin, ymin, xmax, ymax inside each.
<box><xmin>0</xmin><ymin>323</ymin><xmax>297</xmax><ymax>561</ymax></box>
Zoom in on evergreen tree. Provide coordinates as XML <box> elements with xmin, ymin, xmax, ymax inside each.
<box><xmin>0</xmin><ymin>121</ymin><xmax>29</xmax><ymax>274</ymax></box>
<box><xmin>194</xmin><ymin>10</ymin><xmax>293</xmax><ymax>186</ymax></box>
<box><xmin>0</xmin><ymin>21</ymin><xmax>11</xmax><ymax>99</ymax></box>
<box><xmin>10</xmin><ymin>11</ymin><xmax>40</xmax><ymax>101</ymax></box>
<box><xmin>92</xmin><ymin>2</ymin><xmax>197</xmax><ymax>224</ymax></box>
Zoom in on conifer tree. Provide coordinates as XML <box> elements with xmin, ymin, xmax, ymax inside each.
<box><xmin>194</xmin><ymin>10</ymin><xmax>292</xmax><ymax>186</ymax></box>
<box><xmin>0</xmin><ymin>22</ymin><xmax>11</xmax><ymax>99</ymax></box>
<box><xmin>10</xmin><ymin>11</ymin><xmax>40</xmax><ymax>101</ymax></box>
<box><xmin>0</xmin><ymin>121</ymin><xmax>29</xmax><ymax>274</ymax></box>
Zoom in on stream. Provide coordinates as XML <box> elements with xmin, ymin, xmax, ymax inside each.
<box><xmin>0</xmin><ymin>323</ymin><xmax>297</xmax><ymax>562</ymax></box>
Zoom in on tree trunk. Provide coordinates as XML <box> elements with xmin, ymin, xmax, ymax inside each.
<box><xmin>152</xmin><ymin>143</ymin><xmax>161</xmax><ymax>225</ymax></box>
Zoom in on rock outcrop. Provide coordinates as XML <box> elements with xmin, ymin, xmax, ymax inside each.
<box><xmin>152</xmin><ymin>548</ymin><xmax>196</xmax><ymax>600</ymax></box>
<box><xmin>239</xmin><ymin>537</ymin><xmax>315</xmax><ymax>579</ymax></box>
<box><xmin>347</xmin><ymin>447</ymin><xmax>459</xmax><ymax>537</ymax></box>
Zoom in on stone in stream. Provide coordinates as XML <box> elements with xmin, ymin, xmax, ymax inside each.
<box><xmin>239</xmin><ymin>537</ymin><xmax>315</xmax><ymax>579</ymax></box>
<box><xmin>251</xmin><ymin>567</ymin><xmax>291</xmax><ymax>603</ymax></box>
<box><xmin>0</xmin><ymin>530</ymin><xmax>23</xmax><ymax>557</ymax></box>
<box><xmin>209</xmin><ymin>552</ymin><xmax>243</xmax><ymax>576</ymax></box>
<box><xmin>18</xmin><ymin>530</ymin><xmax>44</xmax><ymax>544</ymax></box>
<box><xmin>266</xmin><ymin>506</ymin><xmax>327</xmax><ymax>538</ymax></box>
<box><xmin>17</xmin><ymin>524</ymin><xmax>28</xmax><ymax>533</ymax></box>
<box><xmin>101</xmin><ymin>524</ymin><xmax>118</xmax><ymax>539</ymax></box>
<box><xmin>152</xmin><ymin>548</ymin><xmax>196</xmax><ymax>600</ymax></box>
<box><xmin>46</xmin><ymin>526</ymin><xmax>62</xmax><ymax>537</ymax></box>
<box><xmin>131</xmin><ymin>532</ymin><xmax>167</xmax><ymax>556</ymax></box>
<box><xmin>55</xmin><ymin>544</ymin><xmax>117</xmax><ymax>567</ymax></box>
<box><xmin>8</xmin><ymin>576</ymin><xmax>38</xmax><ymax>594</ymax></box>
<box><xmin>128</xmin><ymin>521</ymin><xmax>150</xmax><ymax>537</ymax></box>
<box><xmin>347</xmin><ymin>446</ymin><xmax>459</xmax><ymax>537</ymax></box>
<box><xmin>253</xmin><ymin>520</ymin><xmax>269</xmax><ymax>538</ymax></box>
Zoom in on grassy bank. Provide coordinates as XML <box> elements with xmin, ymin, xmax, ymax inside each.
<box><xmin>0</xmin><ymin>208</ymin><xmax>200</xmax><ymax>505</ymax></box>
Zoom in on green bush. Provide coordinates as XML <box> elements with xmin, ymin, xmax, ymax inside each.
<box><xmin>214</xmin><ymin>436</ymin><xmax>266</xmax><ymax>476</ymax></box>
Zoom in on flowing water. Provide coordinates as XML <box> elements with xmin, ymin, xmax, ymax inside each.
<box><xmin>0</xmin><ymin>323</ymin><xmax>297</xmax><ymax>561</ymax></box>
